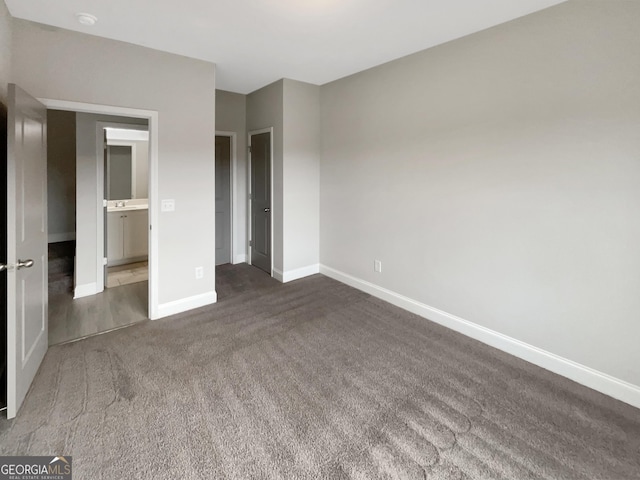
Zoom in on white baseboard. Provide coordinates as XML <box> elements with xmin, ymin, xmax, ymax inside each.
<box><xmin>233</xmin><ymin>254</ymin><xmax>247</xmax><ymax>265</ymax></box>
<box><xmin>48</xmin><ymin>232</ymin><xmax>76</xmax><ymax>243</ymax></box>
<box><xmin>74</xmin><ymin>282</ymin><xmax>98</xmax><ymax>299</ymax></box>
<box><xmin>156</xmin><ymin>291</ymin><xmax>217</xmax><ymax>319</ymax></box>
<box><xmin>273</xmin><ymin>264</ymin><xmax>320</xmax><ymax>283</ymax></box>
<box><xmin>320</xmin><ymin>264</ymin><xmax>640</xmax><ymax>410</ymax></box>
<box><xmin>107</xmin><ymin>255</ymin><xmax>148</xmax><ymax>267</ymax></box>
<box><xmin>283</xmin><ymin>264</ymin><xmax>320</xmax><ymax>283</ymax></box>
<box><xmin>273</xmin><ymin>268</ymin><xmax>284</xmax><ymax>282</ymax></box>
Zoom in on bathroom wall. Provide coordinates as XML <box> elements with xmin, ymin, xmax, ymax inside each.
<box><xmin>108</xmin><ymin>145</ymin><xmax>134</xmax><ymax>200</ymax></box>
<box><xmin>133</xmin><ymin>139</ymin><xmax>149</xmax><ymax>198</ymax></box>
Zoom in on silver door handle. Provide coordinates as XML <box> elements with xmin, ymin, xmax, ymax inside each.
<box><xmin>0</xmin><ymin>263</ymin><xmax>6</xmax><ymax>272</ymax></box>
<box><xmin>17</xmin><ymin>259</ymin><xmax>34</xmax><ymax>270</ymax></box>
<box><xmin>264</xmin><ymin>208</ymin><xmax>270</xmax><ymax>213</ymax></box>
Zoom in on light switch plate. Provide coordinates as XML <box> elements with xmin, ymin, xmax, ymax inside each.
<box><xmin>161</xmin><ymin>199</ymin><xmax>175</xmax><ymax>212</ymax></box>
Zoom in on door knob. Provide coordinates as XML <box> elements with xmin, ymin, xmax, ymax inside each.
<box><xmin>0</xmin><ymin>263</ymin><xmax>6</xmax><ymax>272</ymax></box>
<box><xmin>16</xmin><ymin>259</ymin><xmax>34</xmax><ymax>270</ymax></box>
<box><xmin>264</xmin><ymin>208</ymin><xmax>270</xmax><ymax>213</ymax></box>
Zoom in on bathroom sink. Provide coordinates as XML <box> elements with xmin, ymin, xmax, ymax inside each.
<box><xmin>107</xmin><ymin>204</ymin><xmax>148</xmax><ymax>212</ymax></box>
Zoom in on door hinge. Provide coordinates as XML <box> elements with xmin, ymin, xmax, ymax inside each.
<box><xmin>103</xmin><ymin>199</ymin><xmax>108</xmax><ymax>207</ymax></box>
<box><xmin>248</xmin><ymin>146</ymin><xmax>252</xmax><ymax>153</ymax></box>
<box><xmin>249</xmin><ymin>240</ymin><xmax>253</xmax><ymax>247</ymax></box>
<box><xmin>103</xmin><ymin>257</ymin><xmax>108</xmax><ymax>266</ymax></box>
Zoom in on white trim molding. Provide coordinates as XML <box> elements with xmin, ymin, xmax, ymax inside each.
<box><xmin>278</xmin><ymin>264</ymin><xmax>320</xmax><ymax>283</ymax></box>
<box><xmin>105</xmin><ymin>128</ymin><xmax>149</xmax><ymax>142</ymax></box>
<box><xmin>156</xmin><ymin>291</ymin><xmax>218</xmax><ymax>319</ymax></box>
<box><xmin>233</xmin><ymin>254</ymin><xmax>247</xmax><ymax>265</ymax></box>
<box><xmin>74</xmin><ymin>282</ymin><xmax>98</xmax><ymax>299</ymax></box>
<box><xmin>319</xmin><ymin>264</ymin><xmax>640</xmax><ymax>410</ymax></box>
<box><xmin>272</xmin><ymin>268</ymin><xmax>284</xmax><ymax>283</ymax></box>
<box><xmin>215</xmin><ymin>131</ymin><xmax>237</xmax><ymax>267</ymax></box>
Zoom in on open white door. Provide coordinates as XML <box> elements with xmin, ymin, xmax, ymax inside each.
<box><xmin>6</xmin><ymin>84</ymin><xmax>48</xmax><ymax>418</ymax></box>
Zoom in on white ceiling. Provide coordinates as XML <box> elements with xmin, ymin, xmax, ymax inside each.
<box><xmin>5</xmin><ymin>0</ymin><xmax>566</xmax><ymax>94</ymax></box>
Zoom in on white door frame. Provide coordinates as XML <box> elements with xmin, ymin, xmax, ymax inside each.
<box><xmin>39</xmin><ymin>98</ymin><xmax>160</xmax><ymax>320</ymax></box>
<box><xmin>215</xmin><ymin>131</ymin><xmax>236</xmax><ymax>264</ymax></box>
<box><xmin>247</xmin><ymin>128</ymin><xmax>274</xmax><ymax>276</ymax></box>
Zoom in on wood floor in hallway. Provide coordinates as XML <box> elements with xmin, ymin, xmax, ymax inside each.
<box><xmin>49</xmin><ymin>281</ymin><xmax>148</xmax><ymax>345</ymax></box>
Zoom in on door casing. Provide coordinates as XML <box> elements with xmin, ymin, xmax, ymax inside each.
<box><xmin>215</xmin><ymin>131</ymin><xmax>237</xmax><ymax>265</ymax></box>
<box><xmin>247</xmin><ymin>128</ymin><xmax>274</xmax><ymax>276</ymax></box>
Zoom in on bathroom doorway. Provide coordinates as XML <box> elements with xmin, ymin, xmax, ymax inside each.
<box><xmin>103</xmin><ymin>126</ymin><xmax>150</xmax><ymax>290</ymax></box>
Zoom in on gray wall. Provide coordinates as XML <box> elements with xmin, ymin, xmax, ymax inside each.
<box><xmin>216</xmin><ymin>90</ymin><xmax>247</xmax><ymax>263</ymax></box>
<box><xmin>108</xmin><ymin>146</ymin><xmax>133</xmax><ymax>200</ymax></box>
<box><xmin>245</xmin><ymin>79</ymin><xmax>321</xmax><ymax>279</ymax></box>
<box><xmin>47</xmin><ymin>109</ymin><xmax>76</xmax><ymax>242</ymax></box>
<box><xmin>106</xmin><ymin>138</ymin><xmax>149</xmax><ymax>201</ymax></box>
<box><xmin>320</xmin><ymin>0</ymin><xmax>640</xmax><ymax>387</ymax></box>
<box><xmin>246</xmin><ymin>80</ymin><xmax>284</xmax><ymax>273</ymax></box>
<box><xmin>11</xmin><ymin>19</ymin><xmax>217</xmax><ymax>308</ymax></box>
<box><xmin>282</xmin><ymin>79</ymin><xmax>320</xmax><ymax>274</ymax></box>
<box><xmin>133</xmin><ymin>139</ymin><xmax>148</xmax><ymax>199</ymax></box>
<box><xmin>0</xmin><ymin>0</ymin><xmax>11</xmax><ymax>104</ymax></box>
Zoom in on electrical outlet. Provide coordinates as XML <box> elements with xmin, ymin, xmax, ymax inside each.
<box><xmin>195</xmin><ymin>266</ymin><xmax>204</xmax><ymax>279</ymax></box>
<box><xmin>161</xmin><ymin>199</ymin><xmax>175</xmax><ymax>212</ymax></box>
<box><xmin>374</xmin><ymin>260</ymin><xmax>382</xmax><ymax>273</ymax></box>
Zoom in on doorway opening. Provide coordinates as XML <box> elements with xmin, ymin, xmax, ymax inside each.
<box><xmin>215</xmin><ymin>134</ymin><xmax>233</xmax><ymax>266</ymax></box>
<box><xmin>103</xmin><ymin>126</ymin><xmax>149</xmax><ymax>291</ymax></box>
<box><xmin>43</xmin><ymin>101</ymin><xmax>159</xmax><ymax>345</ymax></box>
<box><xmin>248</xmin><ymin>128</ymin><xmax>273</xmax><ymax>276</ymax></box>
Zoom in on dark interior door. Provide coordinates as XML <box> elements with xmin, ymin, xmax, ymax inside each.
<box><xmin>250</xmin><ymin>132</ymin><xmax>271</xmax><ymax>274</ymax></box>
<box><xmin>215</xmin><ymin>136</ymin><xmax>231</xmax><ymax>265</ymax></box>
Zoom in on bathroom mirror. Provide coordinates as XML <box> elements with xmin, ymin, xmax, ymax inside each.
<box><xmin>105</xmin><ymin>128</ymin><xmax>149</xmax><ymax>201</ymax></box>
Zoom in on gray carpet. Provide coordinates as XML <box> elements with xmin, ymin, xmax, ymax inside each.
<box><xmin>1</xmin><ymin>264</ymin><xmax>639</xmax><ymax>479</ymax></box>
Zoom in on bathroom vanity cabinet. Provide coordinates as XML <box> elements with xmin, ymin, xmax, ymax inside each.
<box><xmin>107</xmin><ymin>209</ymin><xmax>149</xmax><ymax>264</ymax></box>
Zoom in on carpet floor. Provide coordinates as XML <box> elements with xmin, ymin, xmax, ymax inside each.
<box><xmin>1</xmin><ymin>264</ymin><xmax>639</xmax><ymax>479</ymax></box>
